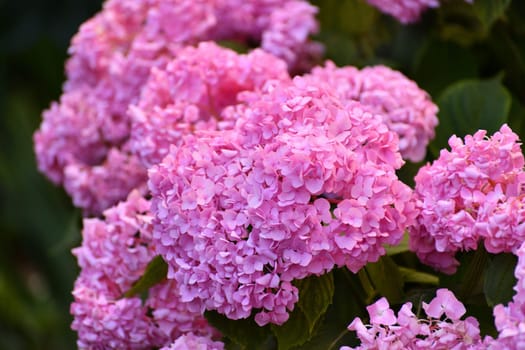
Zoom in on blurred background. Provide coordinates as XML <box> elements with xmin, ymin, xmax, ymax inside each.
<box><xmin>1</xmin><ymin>0</ymin><xmax>525</xmax><ymax>349</ymax></box>
<box><xmin>1</xmin><ymin>1</ymin><xmax>101</xmax><ymax>348</ymax></box>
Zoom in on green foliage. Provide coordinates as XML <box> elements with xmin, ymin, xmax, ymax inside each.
<box><xmin>484</xmin><ymin>253</ymin><xmax>518</xmax><ymax>307</ymax></box>
<box><xmin>430</xmin><ymin>78</ymin><xmax>511</xmax><ymax>155</ymax></box>
<box><xmin>122</xmin><ymin>255</ymin><xmax>168</xmax><ymax>299</ymax></box>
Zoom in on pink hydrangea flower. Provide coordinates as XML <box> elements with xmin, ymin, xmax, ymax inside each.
<box><xmin>409</xmin><ymin>124</ymin><xmax>525</xmax><ymax>273</ymax></box>
<box><xmin>343</xmin><ymin>290</ymin><xmax>484</xmax><ymax>349</ymax></box>
<box><xmin>149</xmin><ymin>78</ymin><xmax>417</xmax><ymax>326</ymax></box>
<box><xmin>161</xmin><ymin>333</ymin><xmax>224</xmax><ymax>350</ymax></box>
<box><xmin>129</xmin><ymin>41</ymin><xmax>290</xmax><ymax>167</ymax></box>
<box><xmin>306</xmin><ymin>62</ymin><xmax>439</xmax><ymax>162</ymax></box>
<box><xmin>35</xmin><ymin>0</ymin><xmax>320</xmax><ymax>214</ymax></box>
<box><xmin>485</xmin><ymin>242</ymin><xmax>525</xmax><ymax>348</ymax></box>
<box><xmin>365</xmin><ymin>0</ymin><xmax>474</xmax><ymax>24</ymax></box>
<box><xmin>71</xmin><ymin>191</ymin><xmax>216</xmax><ymax>348</ymax></box>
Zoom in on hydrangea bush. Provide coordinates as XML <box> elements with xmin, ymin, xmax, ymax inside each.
<box><xmin>33</xmin><ymin>0</ymin><xmax>525</xmax><ymax>349</ymax></box>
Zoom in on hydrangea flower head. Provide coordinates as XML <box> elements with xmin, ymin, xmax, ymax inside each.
<box><xmin>34</xmin><ymin>0</ymin><xmax>320</xmax><ymax>214</ymax></box>
<box><xmin>306</xmin><ymin>62</ymin><xmax>439</xmax><ymax>162</ymax></box>
<box><xmin>484</xmin><ymin>241</ymin><xmax>525</xmax><ymax>348</ymax></box>
<box><xmin>409</xmin><ymin>124</ymin><xmax>525</xmax><ymax>273</ymax></box>
<box><xmin>129</xmin><ymin>41</ymin><xmax>290</xmax><ymax>167</ymax></box>
<box><xmin>71</xmin><ymin>191</ymin><xmax>216</xmax><ymax>348</ymax></box>
<box><xmin>365</xmin><ymin>0</ymin><xmax>474</xmax><ymax>24</ymax></box>
<box><xmin>149</xmin><ymin>78</ymin><xmax>418</xmax><ymax>326</ymax></box>
<box><xmin>160</xmin><ymin>333</ymin><xmax>224</xmax><ymax>350</ymax></box>
<box><xmin>342</xmin><ymin>289</ymin><xmax>484</xmax><ymax>349</ymax></box>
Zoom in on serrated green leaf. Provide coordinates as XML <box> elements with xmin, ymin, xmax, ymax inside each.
<box><xmin>271</xmin><ymin>272</ymin><xmax>334</xmax><ymax>350</ymax></box>
<box><xmin>484</xmin><ymin>253</ymin><xmax>517</xmax><ymax>307</ymax></box>
<box><xmin>398</xmin><ymin>267</ymin><xmax>439</xmax><ymax>285</ymax></box>
<box><xmin>295</xmin><ymin>272</ymin><xmax>334</xmax><ymax>333</ymax></box>
<box><xmin>122</xmin><ymin>255</ymin><xmax>168</xmax><ymax>298</ymax></box>
<box><xmin>271</xmin><ymin>308</ymin><xmax>311</xmax><ymax>350</ymax></box>
<box><xmin>363</xmin><ymin>256</ymin><xmax>404</xmax><ymax>303</ymax></box>
<box><xmin>413</xmin><ymin>39</ymin><xmax>479</xmax><ymax>98</ymax></box>
<box><xmin>293</xmin><ymin>269</ymin><xmax>366</xmax><ymax>350</ymax></box>
<box><xmin>205</xmin><ymin>311</ymin><xmax>274</xmax><ymax>350</ymax></box>
<box><xmin>430</xmin><ymin>78</ymin><xmax>511</xmax><ymax>156</ymax></box>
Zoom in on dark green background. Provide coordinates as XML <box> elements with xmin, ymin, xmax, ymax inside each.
<box><xmin>1</xmin><ymin>1</ymin><xmax>101</xmax><ymax>348</ymax></box>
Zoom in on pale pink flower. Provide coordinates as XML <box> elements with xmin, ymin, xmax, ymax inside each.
<box><xmin>306</xmin><ymin>62</ymin><xmax>439</xmax><ymax>162</ymax></box>
<box><xmin>365</xmin><ymin>0</ymin><xmax>474</xmax><ymax>24</ymax></box>
<box><xmin>344</xmin><ymin>289</ymin><xmax>483</xmax><ymax>349</ymax></box>
<box><xmin>35</xmin><ymin>0</ymin><xmax>320</xmax><ymax>214</ymax></box>
<box><xmin>71</xmin><ymin>191</ymin><xmax>216</xmax><ymax>348</ymax></box>
<box><xmin>161</xmin><ymin>333</ymin><xmax>224</xmax><ymax>350</ymax></box>
<box><xmin>149</xmin><ymin>78</ymin><xmax>417</xmax><ymax>326</ymax></box>
<box><xmin>409</xmin><ymin>124</ymin><xmax>525</xmax><ymax>273</ymax></box>
<box><xmin>129</xmin><ymin>42</ymin><xmax>290</xmax><ymax>167</ymax></box>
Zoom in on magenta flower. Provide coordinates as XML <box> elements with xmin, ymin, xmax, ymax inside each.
<box><xmin>149</xmin><ymin>78</ymin><xmax>417</xmax><ymax>326</ymax></box>
<box><xmin>344</xmin><ymin>289</ymin><xmax>483</xmax><ymax>349</ymax></box>
<box><xmin>305</xmin><ymin>62</ymin><xmax>439</xmax><ymax>162</ymax></box>
<box><xmin>129</xmin><ymin>41</ymin><xmax>290</xmax><ymax>167</ymax></box>
<box><xmin>71</xmin><ymin>191</ymin><xmax>217</xmax><ymax>349</ymax></box>
<box><xmin>423</xmin><ymin>288</ymin><xmax>466</xmax><ymax>321</ymax></box>
<box><xmin>365</xmin><ymin>0</ymin><xmax>474</xmax><ymax>24</ymax></box>
<box><xmin>160</xmin><ymin>333</ymin><xmax>224</xmax><ymax>350</ymax></box>
<box><xmin>34</xmin><ymin>0</ymin><xmax>320</xmax><ymax>214</ymax></box>
<box><xmin>409</xmin><ymin>124</ymin><xmax>525</xmax><ymax>273</ymax></box>
<box><xmin>485</xmin><ymin>242</ymin><xmax>525</xmax><ymax>347</ymax></box>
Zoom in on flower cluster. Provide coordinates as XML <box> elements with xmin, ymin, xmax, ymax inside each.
<box><xmin>306</xmin><ymin>62</ymin><xmax>439</xmax><ymax>162</ymax></box>
<box><xmin>365</xmin><ymin>0</ymin><xmax>473</xmax><ymax>24</ymax></box>
<box><xmin>34</xmin><ymin>0</ymin><xmax>449</xmax><ymax>347</ymax></box>
<box><xmin>484</xmin><ymin>241</ymin><xmax>525</xmax><ymax>348</ymax></box>
<box><xmin>149</xmin><ymin>77</ymin><xmax>418</xmax><ymax>326</ymax></box>
<box><xmin>343</xmin><ymin>289</ymin><xmax>484</xmax><ymax>349</ymax></box>
<box><xmin>70</xmin><ymin>191</ymin><xmax>218</xmax><ymax>349</ymax></box>
<box><xmin>409</xmin><ymin>125</ymin><xmax>525</xmax><ymax>273</ymax></box>
<box><xmin>129</xmin><ymin>41</ymin><xmax>290</xmax><ymax>167</ymax></box>
<box><xmin>160</xmin><ymin>333</ymin><xmax>224</xmax><ymax>350</ymax></box>
<box><xmin>34</xmin><ymin>0</ymin><xmax>319</xmax><ymax>215</ymax></box>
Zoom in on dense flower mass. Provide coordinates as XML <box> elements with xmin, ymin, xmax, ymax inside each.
<box><xmin>34</xmin><ymin>0</ymin><xmax>319</xmax><ymax>214</ymax></box>
<box><xmin>149</xmin><ymin>78</ymin><xmax>418</xmax><ymax>326</ymax></box>
<box><xmin>484</xmin><ymin>241</ymin><xmax>525</xmax><ymax>348</ymax></box>
<box><xmin>409</xmin><ymin>124</ymin><xmax>525</xmax><ymax>273</ymax></box>
<box><xmin>71</xmin><ymin>191</ymin><xmax>216</xmax><ymax>349</ymax></box>
<box><xmin>129</xmin><ymin>41</ymin><xmax>290</xmax><ymax>167</ymax></box>
<box><xmin>160</xmin><ymin>333</ymin><xmax>224</xmax><ymax>350</ymax></box>
<box><xmin>306</xmin><ymin>62</ymin><xmax>439</xmax><ymax>162</ymax></box>
<box><xmin>365</xmin><ymin>0</ymin><xmax>474</xmax><ymax>24</ymax></box>
<box><xmin>342</xmin><ymin>289</ymin><xmax>484</xmax><ymax>349</ymax></box>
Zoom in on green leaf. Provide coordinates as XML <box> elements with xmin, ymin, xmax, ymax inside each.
<box><xmin>311</xmin><ymin>0</ymin><xmax>391</xmax><ymax>66</ymax></box>
<box><xmin>271</xmin><ymin>308</ymin><xmax>313</xmax><ymax>350</ymax></box>
<box><xmin>272</xmin><ymin>272</ymin><xmax>335</xmax><ymax>349</ymax></box>
<box><xmin>484</xmin><ymin>253</ymin><xmax>518</xmax><ymax>307</ymax></box>
<box><xmin>294</xmin><ymin>269</ymin><xmax>367</xmax><ymax>350</ymax></box>
<box><xmin>472</xmin><ymin>0</ymin><xmax>511</xmax><ymax>31</ymax></box>
<box><xmin>398</xmin><ymin>267</ymin><xmax>439</xmax><ymax>285</ymax></box>
<box><xmin>413</xmin><ymin>39</ymin><xmax>479</xmax><ymax>98</ymax></box>
<box><xmin>430</xmin><ymin>77</ymin><xmax>511</xmax><ymax>156</ymax></box>
<box><xmin>363</xmin><ymin>256</ymin><xmax>404</xmax><ymax>303</ymax></box>
<box><xmin>437</xmin><ymin>0</ymin><xmax>510</xmax><ymax>45</ymax></box>
<box><xmin>122</xmin><ymin>255</ymin><xmax>168</xmax><ymax>298</ymax></box>
<box><xmin>384</xmin><ymin>232</ymin><xmax>409</xmax><ymax>256</ymax></box>
<box><xmin>295</xmin><ymin>272</ymin><xmax>335</xmax><ymax>334</ymax></box>
<box><xmin>216</xmin><ymin>40</ymin><xmax>249</xmax><ymax>54</ymax></box>
<box><xmin>205</xmin><ymin>311</ymin><xmax>274</xmax><ymax>350</ymax></box>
